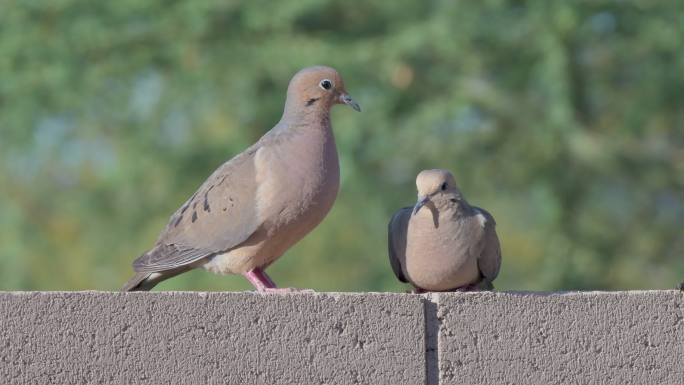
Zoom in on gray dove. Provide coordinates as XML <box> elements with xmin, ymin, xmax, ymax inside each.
<box><xmin>123</xmin><ymin>66</ymin><xmax>360</xmax><ymax>292</ymax></box>
<box><xmin>388</xmin><ymin>169</ymin><xmax>501</xmax><ymax>292</ymax></box>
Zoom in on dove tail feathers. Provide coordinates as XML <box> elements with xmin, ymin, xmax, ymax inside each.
<box><xmin>476</xmin><ymin>279</ymin><xmax>495</xmax><ymax>291</ymax></box>
<box><xmin>121</xmin><ymin>266</ymin><xmax>193</xmax><ymax>291</ymax></box>
<box><xmin>121</xmin><ymin>272</ymin><xmax>157</xmax><ymax>291</ymax></box>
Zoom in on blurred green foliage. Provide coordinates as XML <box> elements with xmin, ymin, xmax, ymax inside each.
<box><xmin>1</xmin><ymin>1</ymin><xmax>683</xmax><ymax>292</ymax></box>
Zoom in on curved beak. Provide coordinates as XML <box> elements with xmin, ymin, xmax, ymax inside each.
<box><xmin>413</xmin><ymin>195</ymin><xmax>430</xmax><ymax>216</ymax></box>
<box><xmin>340</xmin><ymin>93</ymin><xmax>361</xmax><ymax>112</ymax></box>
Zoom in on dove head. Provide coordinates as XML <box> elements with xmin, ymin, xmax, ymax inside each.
<box><xmin>413</xmin><ymin>169</ymin><xmax>464</xmax><ymax>215</ymax></box>
<box><xmin>283</xmin><ymin>66</ymin><xmax>361</xmax><ymax>120</ymax></box>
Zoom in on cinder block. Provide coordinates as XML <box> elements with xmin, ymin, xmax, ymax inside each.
<box><xmin>0</xmin><ymin>292</ymin><xmax>426</xmax><ymax>385</ymax></box>
<box><xmin>437</xmin><ymin>291</ymin><xmax>684</xmax><ymax>385</ymax></box>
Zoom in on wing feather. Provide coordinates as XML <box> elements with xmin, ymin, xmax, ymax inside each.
<box><xmin>473</xmin><ymin>207</ymin><xmax>501</xmax><ymax>282</ymax></box>
<box><xmin>132</xmin><ymin>144</ymin><xmax>263</xmax><ymax>272</ymax></box>
<box><xmin>388</xmin><ymin>207</ymin><xmax>412</xmax><ymax>283</ymax></box>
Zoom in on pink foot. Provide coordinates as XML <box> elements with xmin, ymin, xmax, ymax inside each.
<box><xmin>261</xmin><ymin>287</ymin><xmax>314</xmax><ymax>294</ymax></box>
<box><xmin>242</xmin><ymin>268</ymin><xmax>313</xmax><ymax>293</ymax></box>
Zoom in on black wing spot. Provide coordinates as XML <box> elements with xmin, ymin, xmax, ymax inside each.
<box><xmin>173</xmin><ymin>194</ymin><xmax>196</xmax><ymax>227</ymax></box>
<box><xmin>306</xmin><ymin>97</ymin><xmax>320</xmax><ymax>106</ymax></box>
<box><xmin>191</xmin><ymin>211</ymin><xmax>198</xmax><ymax>223</ymax></box>
<box><xmin>179</xmin><ymin>204</ymin><xmax>189</xmax><ymax>216</ymax></box>
<box><xmin>203</xmin><ymin>185</ymin><xmax>214</xmax><ymax>212</ymax></box>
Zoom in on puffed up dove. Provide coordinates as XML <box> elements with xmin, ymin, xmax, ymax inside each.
<box><xmin>388</xmin><ymin>169</ymin><xmax>501</xmax><ymax>292</ymax></box>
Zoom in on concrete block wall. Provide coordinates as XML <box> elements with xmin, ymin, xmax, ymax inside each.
<box><xmin>436</xmin><ymin>291</ymin><xmax>684</xmax><ymax>385</ymax></box>
<box><xmin>1</xmin><ymin>291</ymin><xmax>682</xmax><ymax>384</ymax></box>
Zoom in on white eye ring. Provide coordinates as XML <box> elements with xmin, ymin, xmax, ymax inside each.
<box><xmin>319</xmin><ymin>79</ymin><xmax>333</xmax><ymax>90</ymax></box>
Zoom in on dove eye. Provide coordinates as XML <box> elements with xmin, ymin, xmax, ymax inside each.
<box><xmin>319</xmin><ymin>79</ymin><xmax>333</xmax><ymax>90</ymax></box>
<box><xmin>440</xmin><ymin>182</ymin><xmax>448</xmax><ymax>191</ymax></box>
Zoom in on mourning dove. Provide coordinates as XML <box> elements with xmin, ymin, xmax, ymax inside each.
<box><xmin>122</xmin><ymin>66</ymin><xmax>360</xmax><ymax>292</ymax></box>
<box><xmin>388</xmin><ymin>169</ymin><xmax>501</xmax><ymax>292</ymax></box>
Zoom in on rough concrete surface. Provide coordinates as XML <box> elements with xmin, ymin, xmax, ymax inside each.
<box><xmin>437</xmin><ymin>291</ymin><xmax>684</xmax><ymax>385</ymax></box>
<box><xmin>2</xmin><ymin>291</ymin><xmax>683</xmax><ymax>385</ymax></box>
<box><xmin>0</xmin><ymin>292</ymin><xmax>425</xmax><ymax>385</ymax></box>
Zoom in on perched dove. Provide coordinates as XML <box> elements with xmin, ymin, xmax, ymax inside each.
<box><xmin>388</xmin><ymin>169</ymin><xmax>501</xmax><ymax>292</ymax></box>
<box><xmin>122</xmin><ymin>66</ymin><xmax>360</xmax><ymax>292</ymax></box>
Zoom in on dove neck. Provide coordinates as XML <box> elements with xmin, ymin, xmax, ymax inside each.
<box><xmin>280</xmin><ymin>100</ymin><xmax>332</xmax><ymax>128</ymax></box>
<box><xmin>439</xmin><ymin>197</ymin><xmax>472</xmax><ymax>217</ymax></box>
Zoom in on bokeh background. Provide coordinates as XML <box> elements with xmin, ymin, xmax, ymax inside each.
<box><xmin>1</xmin><ymin>1</ymin><xmax>683</xmax><ymax>292</ymax></box>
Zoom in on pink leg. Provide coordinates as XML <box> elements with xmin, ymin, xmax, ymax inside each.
<box><xmin>243</xmin><ymin>268</ymin><xmax>299</xmax><ymax>293</ymax></box>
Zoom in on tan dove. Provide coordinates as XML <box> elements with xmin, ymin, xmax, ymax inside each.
<box><xmin>122</xmin><ymin>66</ymin><xmax>360</xmax><ymax>292</ymax></box>
<box><xmin>388</xmin><ymin>169</ymin><xmax>501</xmax><ymax>292</ymax></box>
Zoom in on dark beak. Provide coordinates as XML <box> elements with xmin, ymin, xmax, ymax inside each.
<box><xmin>413</xmin><ymin>195</ymin><xmax>430</xmax><ymax>215</ymax></box>
<box><xmin>340</xmin><ymin>93</ymin><xmax>361</xmax><ymax>112</ymax></box>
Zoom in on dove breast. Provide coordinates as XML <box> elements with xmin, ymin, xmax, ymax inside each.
<box><xmin>203</xmin><ymin>123</ymin><xmax>340</xmax><ymax>275</ymax></box>
<box><xmin>403</xmin><ymin>209</ymin><xmax>483</xmax><ymax>291</ymax></box>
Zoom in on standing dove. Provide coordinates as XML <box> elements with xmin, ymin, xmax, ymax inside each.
<box><xmin>388</xmin><ymin>169</ymin><xmax>501</xmax><ymax>292</ymax></box>
<box><xmin>122</xmin><ymin>66</ymin><xmax>360</xmax><ymax>292</ymax></box>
